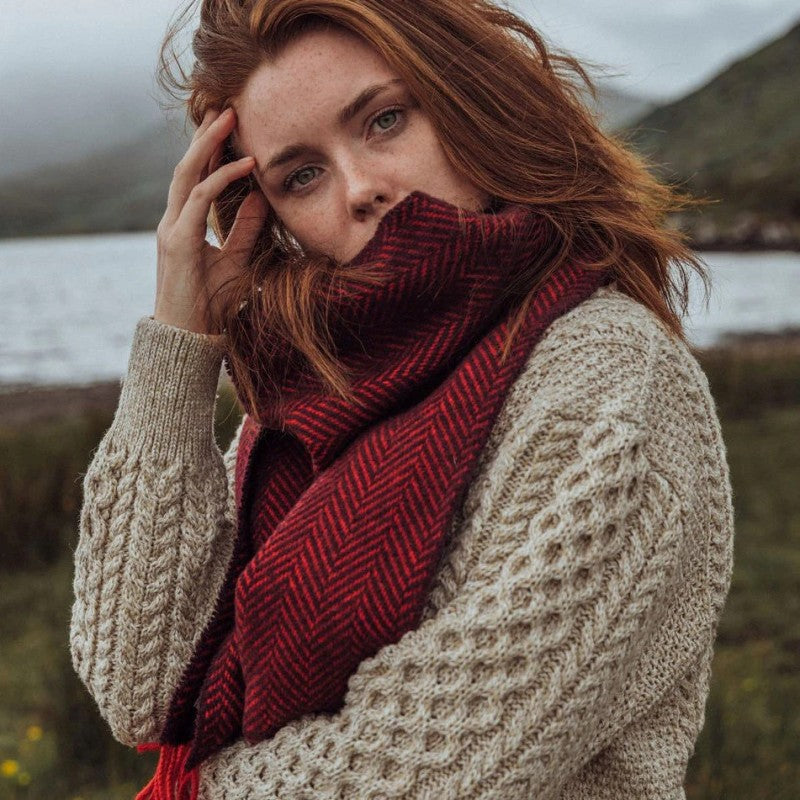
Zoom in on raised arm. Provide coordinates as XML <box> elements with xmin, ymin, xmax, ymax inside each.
<box><xmin>69</xmin><ymin>315</ymin><xmax>245</xmax><ymax>747</ymax></box>
<box><xmin>195</xmin><ymin>320</ymin><xmax>733</xmax><ymax>799</ymax></box>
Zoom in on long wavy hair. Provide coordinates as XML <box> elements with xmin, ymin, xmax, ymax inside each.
<box><xmin>156</xmin><ymin>0</ymin><xmax>711</xmax><ymax>423</ymax></box>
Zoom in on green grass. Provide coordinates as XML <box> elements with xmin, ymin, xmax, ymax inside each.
<box><xmin>0</xmin><ymin>383</ymin><xmax>242</xmax><ymax>800</ymax></box>
<box><xmin>0</xmin><ymin>557</ymin><xmax>158</xmax><ymax>800</ymax></box>
<box><xmin>1</xmin><ymin>361</ymin><xmax>799</xmax><ymax>799</ymax></box>
<box><xmin>684</xmin><ymin>406</ymin><xmax>800</xmax><ymax>799</ymax></box>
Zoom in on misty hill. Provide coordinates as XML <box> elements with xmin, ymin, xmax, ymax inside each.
<box><xmin>0</xmin><ymin>66</ymin><xmax>171</xmax><ymax>183</ymax></box>
<box><xmin>0</xmin><ymin>81</ymin><xmax>648</xmax><ymax>240</ymax></box>
<box><xmin>0</xmin><ymin>118</ymin><xmax>192</xmax><ymax>239</ymax></box>
<box><xmin>623</xmin><ymin>18</ymin><xmax>800</xmax><ymax>249</ymax></box>
<box><xmin>581</xmin><ymin>84</ymin><xmax>655</xmax><ymax>132</ymax></box>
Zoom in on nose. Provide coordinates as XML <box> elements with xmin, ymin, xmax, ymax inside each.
<box><xmin>342</xmin><ymin>159</ymin><xmax>394</xmax><ymax>222</ymax></box>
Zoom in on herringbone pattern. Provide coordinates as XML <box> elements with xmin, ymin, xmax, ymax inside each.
<box><xmin>146</xmin><ymin>190</ymin><xmax>610</xmax><ymax>792</ymax></box>
<box><xmin>71</xmin><ymin>280</ymin><xmax>734</xmax><ymax>800</ymax></box>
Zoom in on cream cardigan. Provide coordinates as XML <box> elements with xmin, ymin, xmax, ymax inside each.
<box><xmin>70</xmin><ymin>282</ymin><xmax>734</xmax><ymax>799</ymax></box>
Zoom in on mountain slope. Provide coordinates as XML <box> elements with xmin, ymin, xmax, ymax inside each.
<box><xmin>0</xmin><ymin>79</ymin><xmax>649</xmax><ymax>240</ymax></box>
<box><xmin>580</xmin><ymin>83</ymin><xmax>655</xmax><ymax>132</ymax></box>
<box><xmin>624</xmin><ymin>18</ymin><xmax>800</xmax><ymax>246</ymax></box>
<box><xmin>0</xmin><ymin>120</ymin><xmax>191</xmax><ymax>239</ymax></box>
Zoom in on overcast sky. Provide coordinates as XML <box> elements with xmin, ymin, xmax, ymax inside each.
<box><xmin>2</xmin><ymin>0</ymin><xmax>798</xmax><ymax>176</ymax></box>
<box><xmin>516</xmin><ymin>0</ymin><xmax>799</xmax><ymax>99</ymax></box>
<box><xmin>3</xmin><ymin>0</ymin><xmax>798</xmax><ymax>97</ymax></box>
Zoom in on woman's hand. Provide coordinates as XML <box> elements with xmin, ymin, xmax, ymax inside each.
<box><xmin>154</xmin><ymin>106</ymin><xmax>268</xmax><ymax>335</ymax></box>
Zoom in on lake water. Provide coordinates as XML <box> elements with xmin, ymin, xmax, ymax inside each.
<box><xmin>1</xmin><ymin>231</ymin><xmax>799</xmax><ymax>386</ymax></box>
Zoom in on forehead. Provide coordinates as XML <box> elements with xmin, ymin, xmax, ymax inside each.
<box><xmin>232</xmin><ymin>27</ymin><xmax>400</xmax><ymax>153</ymax></box>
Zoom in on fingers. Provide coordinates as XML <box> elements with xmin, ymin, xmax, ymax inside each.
<box><xmin>199</xmin><ymin>136</ymin><xmax>223</xmax><ymax>184</ymax></box>
<box><xmin>209</xmin><ymin>139</ymin><xmax>223</xmax><ymax>175</ymax></box>
<box><xmin>191</xmin><ymin>108</ymin><xmax>222</xmax><ymax>185</ymax></box>
<box><xmin>222</xmin><ymin>189</ymin><xmax>270</xmax><ymax>263</ymax></box>
<box><xmin>174</xmin><ymin>156</ymin><xmax>256</xmax><ymax>236</ymax></box>
<box><xmin>164</xmin><ymin>107</ymin><xmax>240</xmax><ymax>226</ymax></box>
<box><xmin>192</xmin><ymin>107</ymin><xmax>220</xmax><ymax>143</ymax></box>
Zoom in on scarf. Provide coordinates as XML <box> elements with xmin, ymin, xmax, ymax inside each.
<box><xmin>135</xmin><ymin>190</ymin><xmax>612</xmax><ymax>799</ymax></box>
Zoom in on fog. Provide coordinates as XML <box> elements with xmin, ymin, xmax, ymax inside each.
<box><xmin>1</xmin><ymin>0</ymin><xmax>798</xmax><ymax>179</ymax></box>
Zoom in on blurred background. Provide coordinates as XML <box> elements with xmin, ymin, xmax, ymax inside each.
<box><xmin>1</xmin><ymin>1</ymin><xmax>798</xmax><ymax>798</ymax></box>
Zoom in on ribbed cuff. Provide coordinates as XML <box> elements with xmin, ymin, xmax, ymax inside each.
<box><xmin>110</xmin><ymin>315</ymin><xmax>227</xmax><ymax>461</ymax></box>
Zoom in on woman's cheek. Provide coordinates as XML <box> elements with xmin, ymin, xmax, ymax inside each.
<box><xmin>307</xmin><ymin>217</ymin><xmax>341</xmax><ymax>260</ymax></box>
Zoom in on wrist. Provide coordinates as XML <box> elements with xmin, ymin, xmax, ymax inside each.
<box><xmin>153</xmin><ymin>305</ymin><xmax>213</xmax><ymax>336</ymax></box>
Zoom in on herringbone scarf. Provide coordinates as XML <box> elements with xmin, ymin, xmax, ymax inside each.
<box><xmin>135</xmin><ymin>190</ymin><xmax>611</xmax><ymax>799</ymax></box>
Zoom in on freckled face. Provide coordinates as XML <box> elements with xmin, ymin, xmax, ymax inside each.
<box><xmin>230</xmin><ymin>26</ymin><xmax>490</xmax><ymax>264</ymax></box>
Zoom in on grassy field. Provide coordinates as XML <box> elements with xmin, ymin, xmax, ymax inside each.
<box><xmin>0</xmin><ymin>344</ymin><xmax>798</xmax><ymax>799</ymax></box>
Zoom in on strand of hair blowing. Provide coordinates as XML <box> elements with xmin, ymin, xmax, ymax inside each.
<box><xmin>155</xmin><ymin>0</ymin><xmax>712</xmax><ymax>422</ymax></box>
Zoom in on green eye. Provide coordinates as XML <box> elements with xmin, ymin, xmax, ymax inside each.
<box><xmin>282</xmin><ymin>106</ymin><xmax>406</xmax><ymax>194</ymax></box>
<box><xmin>283</xmin><ymin>166</ymin><xmax>317</xmax><ymax>192</ymax></box>
<box><xmin>295</xmin><ymin>168</ymin><xmax>315</xmax><ymax>186</ymax></box>
<box><xmin>369</xmin><ymin>106</ymin><xmax>406</xmax><ymax>138</ymax></box>
<box><xmin>376</xmin><ymin>110</ymin><xmax>398</xmax><ymax>130</ymax></box>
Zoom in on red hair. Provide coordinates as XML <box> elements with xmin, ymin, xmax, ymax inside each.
<box><xmin>157</xmin><ymin>0</ymin><xmax>711</xmax><ymax>421</ymax></box>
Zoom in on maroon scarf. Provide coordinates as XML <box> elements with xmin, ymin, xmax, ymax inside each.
<box><xmin>135</xmin><ymin>190</ymin><xmax>611</xmax><ymax>799</ymax></box>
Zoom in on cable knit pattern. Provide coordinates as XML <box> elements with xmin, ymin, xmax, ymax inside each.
<box><xmin>69</xmin><ymin>318</ymin><xmax>240</xmax><ymax>746</ymax></box>
<box><xmin>69</xmin><ymin>284</ymin><xmax>734</xmax><ymax>799</ymax></box>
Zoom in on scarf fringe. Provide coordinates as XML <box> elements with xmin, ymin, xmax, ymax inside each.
<box><xmin>135</xmin><ymin>742</ymin><xmax>199</xmax><ymax>800</ymax></box>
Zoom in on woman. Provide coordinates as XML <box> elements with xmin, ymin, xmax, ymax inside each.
<box><xmin>69</xmin><ymin>1</ymin><xmax>735</xmax><ymax>798</ymax></box>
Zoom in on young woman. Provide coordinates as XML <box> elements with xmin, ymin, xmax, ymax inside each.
<box><xmin>69</xmin><ymin>1</ymin><xmax>735</xmax><ymax>798</ymax></box>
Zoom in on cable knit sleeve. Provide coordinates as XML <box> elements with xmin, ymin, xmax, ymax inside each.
<box><xmin>69</xmin><ymin>315</ymin><xmax>245</xmax><ymax>747</ymax></box>
<box><xmin>195</xmin><ymin>315</ymin><xmax>732</xmax><ymax>799</ymax></box>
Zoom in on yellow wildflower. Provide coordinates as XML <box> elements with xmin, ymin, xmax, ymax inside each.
<box><xmin>1</xmin><ymin>760</ymin><xmax>19</xmax><ymax>778</ymax></box>
<box><xmin>26</xmin><ymin>725</ymin><xmax>43</xmax><ymax>742</ymax></box>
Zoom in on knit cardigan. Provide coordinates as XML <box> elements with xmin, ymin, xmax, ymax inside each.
<box><xmin>69</xmin><ymin>282</ymin><xmax>735</xmax><ymax>799</ymax></box>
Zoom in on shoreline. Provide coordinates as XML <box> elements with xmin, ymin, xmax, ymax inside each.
<box><xmin>0</xmin><ymin>375</ymin><xmax>237</xmax><ymax>428</ymax></box>
<box><xmin>2</xmin><ymin>236</ymin><xmax>799</xmax><ymax>254</ymax></box>
<box><xmin>2</xmin><ymin>330</ymin><xmax>800</xmax><ymax>428</ymax></box>
<box><xmin>692</xmin><ymin>242</ymin><xmax>800</xmax><ymax>254</ymax></box>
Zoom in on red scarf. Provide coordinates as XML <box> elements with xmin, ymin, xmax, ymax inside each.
<box><xmin>135</xmin><ymin>190</ymin><xmax>611</xmax><ymax>799</ymax></box>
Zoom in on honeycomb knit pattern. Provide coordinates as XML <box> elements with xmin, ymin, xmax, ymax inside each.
<box><xmin>70</xmin><ymin>283</ymin><xmax>735</xmax><ymax>800</ymax></box>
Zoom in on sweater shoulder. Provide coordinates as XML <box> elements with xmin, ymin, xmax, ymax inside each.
<box><xmin>491</xmin><ymin>280</ymin><xmax>733</xmax><ymax>612</ymax></box>
<box><xmin>431</xmin><ymin>278</ymin><xmax>734</xmax><ymax>630</ymax></box>
<box><xmin>473</xmin><ymin>280</ymin><xmax>731</xmax><ymax>547</ymax></box>
<box><xmin>483</xmin><ymin>284</ymin><xmax>671</xmax><ymax>449</ymax></box>
<box><xmin>541</xmin><ymin>281</ymin><xmax>675</xmax><ymax>351</ymax></box>
<box><xmin>506</xmin><ymin>282</ymin><xmax>716</xmax><ymax>430</ymax></box>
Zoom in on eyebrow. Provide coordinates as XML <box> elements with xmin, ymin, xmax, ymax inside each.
<box><xmin>232</xmin><ymin>78</ymin><xmax>406</xmax><ymax>178</ymax></box>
